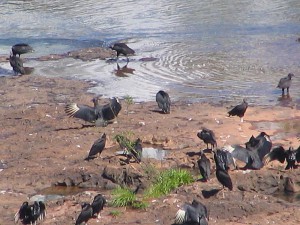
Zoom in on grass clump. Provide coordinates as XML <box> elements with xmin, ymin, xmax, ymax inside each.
<box><xmin>124</xmin><ymin>95</ymin><xmax>134</xmax><ymax>115</ymax></box>
<box><xmin>111</xmin><ymin>186</ymin><xmax>148</xmax><ymax>209</ymax></box>
<box><xmin>109</xmin><ymin>210</ymin><xmax>121</xmax><ymax>217</ymax></box>
<box><xmin>145</xmin><ymin>168</ymin><xmax>194</xmax><ymax>198</ymax></box>
<box><xmin>111</xmin><ymin>186</ymin><xmax>136</xmax><ymax>207</ymax></box>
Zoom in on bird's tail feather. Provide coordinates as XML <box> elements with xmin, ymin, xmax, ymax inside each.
<box><xmin>65</xmin><ymin>103</ymin><xmax>79</xmax><ymax>117</ymax></box>
<box><xmin>174</xmin><ymin>209</ymin><xmax>186</xmax><ymax>224</ymax></box>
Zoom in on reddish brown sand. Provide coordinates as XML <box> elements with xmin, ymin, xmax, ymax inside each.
<box><xmin>0</xmin><ymin>75</ymin><xmax>299</xmax><ymax>225</ymax></box>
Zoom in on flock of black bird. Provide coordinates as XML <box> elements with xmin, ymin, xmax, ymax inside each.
<box><xmin>10</xmin><ymin>42</ymin><xmax>297</xmax><ymax>225</ymax></box>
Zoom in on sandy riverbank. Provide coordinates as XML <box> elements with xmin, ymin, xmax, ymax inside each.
<box><xmin>0</xmin><ymin>75</ymin><xmax>299</xmax><ymax>224</ymax></box>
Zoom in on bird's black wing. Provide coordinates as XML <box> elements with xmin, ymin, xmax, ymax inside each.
<box><xmin>75</xmin><ymin>204</ymin><xmax>93</xmax><ymax>225</ymax></box>
<box><xmin>197</xmin><ymin>155</ymin><xmax>211</xmax><ymax>181</ymax></box>
<box><xmin>216</xmin><ymin>169</ymin><xmax>233</xmax><ymax>190</ymax></box>
<box><xmin>38</xmin><ymin>201</ymin><xmax>46</xmax><ymax>221</ymax></box>
<box><xmin>231</xmin><ymin>145</ymin><xmax>251</xmax><ymax>164</ymax></box>
<box><xmin>156</xmin><ymin>91</ymin><xmax>171</xmax><ymax>114</ymax></box>
<box><xmin>86</xmin><ymin>134</ymin><xmax>106</xmax><ymax>160</ymax></box>
<box><xmin>296</xmin><ymin>146</ymin><xmax>300</xmax><ymax>162</ymax></box>
<box><xmin>65</xmin><ymin>103</ymin><xmax>97</xmax><ymax>123</ymax></box>
<box><xmin>101</xmin><ymin>98</ymin><xmax>122</xmax><ymax>121</ymax></box>
<box><xmin>12</xmin><ymin>43</ymin><xmax>33</xmax><ymax>55</ymax></box>
<box><xmin>91</xmin><ymin>194</ymin><xmax>106</xmax><ymax>215</ymax></box>
<box><xmin>263</xmin><ymin>146</ymin><xmax>286</xmax><ymax>165</ymax></box>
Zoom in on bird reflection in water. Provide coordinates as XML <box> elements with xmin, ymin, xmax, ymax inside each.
<box><xmin>114</xmin><ymin>62</ymin><xmax>135</xmax><ymax>77</ymax></box>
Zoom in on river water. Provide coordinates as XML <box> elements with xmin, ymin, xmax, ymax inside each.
<box><xmin>0</xmin><ymin>0</ymin><xmax>299</xmax><ymax>105</ymax></box>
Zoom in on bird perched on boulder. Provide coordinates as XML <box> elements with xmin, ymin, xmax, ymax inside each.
<box><xmin>228</xmin><ymin>99</ymin><xmax>248</xmax><ymax>122</ymax></box>
<box><xmin>277</xmin><ymin>73</ymin><xmax>294</xmax><ymax>95</ymax></box>
<box><xmin>75</xmin><ymin>203</ymin><xmax>93</xmax><ymax>225</ymax></box>
<box><xmin>9</xmin><ymin>54</ymin><xmax>25</xmax><ymax>75</ymax></box>
<box><xmin>85</xmin><ymin>133</ymin><xmax>106</xmax><ymax>160</ymax></box>
<box><xmin>197</xmin><ymin>127</ymin><xmax>217</xmax><ymax>150</ymax></box>
<box><xmin>156</xmin><ymin>90</ymin><xmax>171</xmax><ymax>114</ymax></box>
<box><xmin>65</xmin><ymin>97</ymin><xmax>121</xmax><ymax>126</ymax></box>
<box><xmin>12</xmin><ymin>43</ymin><xmax>34</xmax><ymax>57</ymax></box>
<box><xmin>264</xmin><ymin>146</ymin><xmax>300</xmax><ymax>170</ymax></box>
<box><xmin>197</xmin><ymin>150</ymin><xmax>211</xmax><ymax>182</ymax></box>
<box><xmin>109</xmin><ymin>43</ymin><xmax>135</xmax><ymax>62</ymax></box>
<box><xmin>174</xmin><ymin>199</ymin><xmax>209</xmax><ymax>225</ymax></box>
<box><xmin>91</xmin><ymin>194</ymin><xmax>106</xmax><ymax>219</ymax></box>
<box><xmin>15</xmin><ymin>201</ymin><xmax>46</xmax><ymax>224</ymax></box>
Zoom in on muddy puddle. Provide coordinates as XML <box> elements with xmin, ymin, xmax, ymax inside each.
<box><xmin>252</xmin><ymin>119</ymin><xmax>300</xmax><ymax>140</ymax></box>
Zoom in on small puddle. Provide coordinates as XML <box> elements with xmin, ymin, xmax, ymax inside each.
<box><xmin>31</xmin><ymin>186</ymin><xmax>100</xmax><ymax>202</ymax></box>
<box><xmin>272</xmin><ymin>191</ymin><xmax>300</xmax><ymax>203</ymax></box>
<box><xmin>252</xmin><ymin>120</ymin><xmax>300</xmax><ymax>140</ymax></box>
<box><xmin>115</xmin><ymin>147</ymin><xmax>168</xmax><ymax>160</ymax></box>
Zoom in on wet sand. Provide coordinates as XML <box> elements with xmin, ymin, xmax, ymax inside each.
<box><xmin>0</xmin><ymin>75</ymin><xmax>299</xmax><ymax>224</ymax></box>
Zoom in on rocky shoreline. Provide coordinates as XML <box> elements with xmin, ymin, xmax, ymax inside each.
<box><xmin>0</xmin><ymin>74</ymin><xmax>299</xmax><ymax>224</ymax></box>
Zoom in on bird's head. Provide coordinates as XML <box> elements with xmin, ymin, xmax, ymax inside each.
<box><xmin>288</xmin><ymin>73</ymin><xmax>294</xmax><ymax>78</ymax></box>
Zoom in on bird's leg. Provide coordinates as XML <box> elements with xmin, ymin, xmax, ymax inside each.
<box><xmin>97</xmin><ymin>212</ymin><xmax>101</xmax><ymax>219</ymax></box>
<box><xmin>282</xmin><ymin>88</ymin><xmax>285</xmax><ymax>95</ymax></box>
<box><xmin>240</xmin><ymin>117</ymin><xmax>244</xmax><ymax>123</ymax></box>
<box><xmin>287</xmin><ymin>87</ymin><xmax>289</xmax><ymax>94</ymax></box>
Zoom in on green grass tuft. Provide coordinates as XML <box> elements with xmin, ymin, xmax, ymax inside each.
<box><xmin>145</xmin><ymin>168</ymin><xmax>194</xmax><ymax>198</ymax></box>
<box><xmin>111</xmin><ymin>186</ymin><xmax>136</xmax><ymax>207</ymax></box>
<box><xmin>109</xmin><ymin>210</ymin><xmax>121</xmax><ymax>217</ymax></box>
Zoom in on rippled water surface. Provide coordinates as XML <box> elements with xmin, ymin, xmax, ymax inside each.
<box><xmin>0</xmin><ymin>0</ymin><xmax>300</xmax><ymax>105</ymax></box>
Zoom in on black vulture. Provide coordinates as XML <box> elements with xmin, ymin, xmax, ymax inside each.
<box><xmin>9</xmin><ymin>54</ymin><xmax>25</xmax><ymax>75</ymax></box>
<box><xmin>75</xmin><ymin>203</ymin><xmax>93</xmax><ymax>225</ymax></box>
<box><xmin>131</xmin><ymin>138</ymin><xmax>143</xmax><ymax>163</ymax></box>
<box><xmin>215</xmin><ymin>167</ymin><xmax>233</xmax><ymax>191</ymax></box>
<box><xmin>228</xmin><ymin>99</ymin><xmax>248</xmax><ymax>122</ymax></box>
<box><xmin>213</xmin><ymin>148</ymin><xmax>235</xmax><ymax>171</ymax></box>
<box><xmin>224</xmin><ymin>132</ymin><xmax>272</xmax><ymax>170</ymax></box>
<box><xmin>197</xmin><ymin>127</ymin><xmax>217</xmax><ymax>150</ymax></box>
<box><xmin>197</xmin><ymin>151</ymin><xmax>211</xmax><ymax>182</ymax></box>
<box><xmin>91</xmin><ymin>194</ymin><xmax>106</xmax><ymax>219</ymax></box>
<box><xmin>156</xmin><ymin>90</ymin><xmax>171</xmax><ymax>114</ymax></box>
<box><xmin>85</xmin><ymin>133</ymin><xmax>106</xmax><ymax>160</ymax></box>
<box><xmin>277</xmin><ymin>73</ymin><xmax>294</xmax><ymax>95</ymax></box>
<box><xmin>263</xmin><ymin>146</ymin><xmax>300</xmax><ymax>170</ymax></box>
<box><xmin>65</xmin><ymin>97</ymin><xmax>121</xmax><ymax>126</ymax></box>
<box><xmin>174</xmin><ymin>199</ymin><xmax>209</xmax><ymax>225</ymax></box>
<box><xmin>245</xmin><ymin>132</ymin><xmax>272</xmax><ymax>160</ymax></box>
<box><xmin>12</xmin><ymin>43</ymin><xmax>34</xmax><ymax>57</ymax></box>
<box><xmin>15</xmin><ymin>201</ymin><xmax>46</xmax><ymax>224</ymax></box>
<box><xmin>109</xmin><ymin>43</ymin><xmax>135</xmax><ymax>62</ymax></box>
<box><xmin>99</xmin><ymin>97</ymin><xmax>122</xmax><ymax>122</ymax></box>
<box><xmin>65</xmin><ymin>97</ymin><xmax>101</xmax><ymax>123</ymax></box>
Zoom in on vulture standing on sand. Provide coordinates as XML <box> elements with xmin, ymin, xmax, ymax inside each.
<box><xmin>91</xmin><ymin>194</ymin><xmax>106</xmax><ymax>219</ymax></box>
<box><xmin>156</xmin><ymin>90</ymin><xmax>171</xmax><ymax>114</ymax></box>
<box><xmin>109</xmin><ymin>43</ymin><xmax>135</xmax><ymax>62</ymax></box>
<box><xmin>214</xmin><ymin>150</ymin><xmax>233</xmax><ymax>191</ymax></box>
<box><xmin>75</xmin><ymin>203</ymin><xmax>93</xmax><ymax>225</ymax></box>
<box><xmin>228</xmin><ymin>99</ymin><xmax>248</xmax><ymax>122</ymax></box>
<box><xmin>15</xmin><ymin>201</ymin><xmax>46</xmax><ymax>224</ymax></box>
<box><xmin>174</xmin><ymin>199</ymin><xmax>209</xmax><ymax>225</ymax></box>
<box><xmin>65</xmin><ymin>97</ymin><xmax>121</xmax><ymax>126</ymax></box>
<box><xmin>12</xmin><ymin>43</ymin><xmax>34</xmax><ymax>57</ymax></box>
<box><xmin>85</xmin><ymin>133</ymin><xmax>106</xmax><ymax>160</ymax></box>
<box><xmin>213</xmin><ymin>148</ymin><xmax>235</xmax><ymax>171</ymax></box>
<box><xmin>197</xmin><ymin>127</ymin><xmax>217</xmax><ymax>150</ymax></box>
<box><xmin>9</xmin><ymin>54</ymin><xmax>25</xmax><ymax>75</ymax></box>
<box><xmin>277</xmin><ymin>73</ymin><xmax>294</xmax><ymax>95</ymax></box>
<box><xmin>197</xmin><ymin>151</ymin><xmax>211</xmax><ymax>182</ymax></box>
<box><xmin>264</xmin><ymin>146</ymin><xmax>300</xmax><ymax>170</ymax></box>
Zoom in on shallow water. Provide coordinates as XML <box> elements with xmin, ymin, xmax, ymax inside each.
<box><xmin>0</xmin><ymin>0</ymin><xmax>300</xmax><ymax>105</ymax></box>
